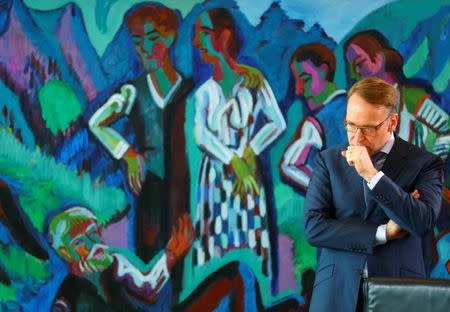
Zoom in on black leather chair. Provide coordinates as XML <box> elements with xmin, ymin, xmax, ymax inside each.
<box><xmin>362</xmin><ymin>277</ymin><xmax>450</xmax><ymax>312</ymax></box>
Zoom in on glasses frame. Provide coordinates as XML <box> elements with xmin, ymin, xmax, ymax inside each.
<box><xmin>343</xmin><ymin>114</ymin><xmax>393</xmax><ymax>136</ymax></box>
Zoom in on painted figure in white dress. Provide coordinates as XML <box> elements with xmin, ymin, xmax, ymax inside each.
<box><xmin>188</xmin><ymin>7</ymin><xmax>286</xmax><ymax>293</ymax></box>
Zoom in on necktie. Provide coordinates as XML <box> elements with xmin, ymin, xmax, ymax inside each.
<box><xmin>371</xmin><ymin>151</ymin><xmax>387</xmax><ymax>171</ymax></box>
<box><xmin>363</xmin><ymin>151</ymin><xmax>387</xmax><ymax>213</ymax></box>
<box><xmin>362</xmin><ymin>151</ymin><xmax>388</xmax><ymax>277</ymax></box>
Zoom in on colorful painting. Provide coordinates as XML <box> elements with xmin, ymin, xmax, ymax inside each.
<box><xmin>0</xmin><ymin>0</ymin><xmax>448</xmax><ymax>310</ymax></box>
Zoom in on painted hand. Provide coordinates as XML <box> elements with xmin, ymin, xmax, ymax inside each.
<box><xmin>432</xmin><ymin>134</ymin><xmax>450</xmax><ymax>160</ymax></box>
<box><xmin>416</xmin><ymin>99</ymin><xmax>449</xmax><ymax>132</ymax></box>
<box><xmin>243</xmin><ymin>146</ymin><xmax>257</xmax><ymax>179</ymax></box>
<box><xmin>235</xmin><ymin>64</ymin><xmax>264</xmax><ymax>89</ymax></box>
<box><xmin>166</xmin><ymin>213</ymin><xmax>195</xmax><ymax>271</ymax></box>
<box><xmin>230</xmin><ymin>155</ymin><xmax>259</xmax><ymax>197</ymax></box>
<box><xmin>120</xmin><ymin>84</ymin><xmax>137</xmax><ymax>114</ymax></box>
<box><xmin>124</xmin><ymin>148</ymin><xmax>145</xmax><ymax>195</ymax></box>
<box><xmin>341</xmin><ymin>145</ymin><xmax>378</xmax><ymax>182</ymax></box>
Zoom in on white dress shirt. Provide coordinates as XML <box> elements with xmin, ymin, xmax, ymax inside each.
<box><xmin>368</xmin><ymin>132</ymin><xmax>395</xmax><ymax>245</ymax></box>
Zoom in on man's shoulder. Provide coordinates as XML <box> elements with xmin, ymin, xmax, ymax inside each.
<box><xmin>315</xmin><ymin>143</ymin><xmax>348</xmax><ymax>167</ymax></box>
<box><xmin>396</xmin><ymin>136</ymin><xmax>440</xmax><ymax>161</ymax></box>
<box><xmin>320</xmin><ymin>143</ymin><xmax>348</xmax><ymax>158</ymax></box>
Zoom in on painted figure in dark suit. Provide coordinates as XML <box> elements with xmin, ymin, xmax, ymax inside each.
<box><xmin>89</xmin><ymin>4</ymin><xmax>193</xmax><ymax>263</ymax></box>
<box><xmin>304</xmin><ymin>77</ymin><xmax>443</xmax><ymax>311</ymax></box>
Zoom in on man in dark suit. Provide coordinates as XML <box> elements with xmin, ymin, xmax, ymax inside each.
<box><xmin>304</xmin><ymin>77</ymin><xmax>443</xmax><ymax>311</ymax></box>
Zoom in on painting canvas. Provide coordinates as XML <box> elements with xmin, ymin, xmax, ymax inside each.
<box><xmin>0</xmin><ymin>0</ymin><xmax>449</xmax><ymax>310</ymax></box>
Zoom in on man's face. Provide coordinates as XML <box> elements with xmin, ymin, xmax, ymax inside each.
<box><xmin>345</xmin><ymin>43</ymin><xmax>384</xmax><ymax>81</ymax></box>
<box><xmin>345</xmin><ymin>93</ymin><xmax>398</xmax><ymax>155</ymax></box>
<box><xmin>290</xmin><ymin>59</ymin><xmax>327</xmax><ymax>98</ymax></box>
<box><xmin>57</xmin><ymin>216</ymin><xmax>112</xmax><ymax>274</ymax></box>
<box><xmin>130</xmin><ymin>21</ymin><xmax>173</xmax><ymax>72</ymax></box>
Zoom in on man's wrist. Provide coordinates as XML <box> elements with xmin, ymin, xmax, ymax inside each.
<box><xmin>374</xmin><ymin>224</ymin><xmax>387</xmax><ymax>245</ymax></box>
<box><xmin>363</xmin><ymin>169</ymin><xmax>378</xmax><ymax>183</ymax></box>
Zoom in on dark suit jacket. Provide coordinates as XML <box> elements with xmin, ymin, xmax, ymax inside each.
<box><xmin>129</xmin><ymin>74</ymin><xmax>193</xmax><ymax>262</ymax></box>
<box><xmin>304</xmin><ymin>135</ymin><xmax>443</xmax><ymax>312</ymax></box>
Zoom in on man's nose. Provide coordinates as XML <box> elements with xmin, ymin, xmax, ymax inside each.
<box><xmin>354</xmin><ymin>128</ymin><xmax>365</xmax><ymax>142</ymax></box>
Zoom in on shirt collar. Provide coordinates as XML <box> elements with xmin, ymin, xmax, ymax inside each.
<box><xmin>146</xmin><ymin>72</ymin><xmax>182</xmax><ymax>109</ymax></box>
<box><xmin>323</xmin><ymin>89</ymin><xmax>346</xmax><ymax>106</ymax></box>
<box><xmin>380</xmin><ymin>132</ymin><xmax>395</xmax><ymax>154</ymax></box>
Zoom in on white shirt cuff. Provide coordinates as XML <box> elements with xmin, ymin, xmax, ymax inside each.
<box><xmin>375</xmin><ymin>224</ymin><xmax>387</xmax><ymax>245</ymax></box>
<box><xmin>112</xmin><ymin>141</ymin><xmax>130</xmax><ymax>159</ymax></box>
<box><xmin>367</xmin><ymin>171</ymin><xmax>384</xmax><ymax>190</ymax></box>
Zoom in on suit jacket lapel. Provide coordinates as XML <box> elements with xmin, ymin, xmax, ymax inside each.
<box><xmin>379</xmin><ymin>134</ymin><xmax>408</xmax><ymax>182</ymax></box>
<box><xmin>339</xmin><ymin>146</ymin><xmax>367</xmax><ymax>216</ymax></box>
<box><xmin>364</xmin><ymin>134</ymin><xmax>408</xmax><ymax>220</ymax></box>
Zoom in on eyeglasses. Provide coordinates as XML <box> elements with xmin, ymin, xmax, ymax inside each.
<box><xmin>343</xmin><ymin>114</ymin><xmax>392</xmax><ymax>136</ymax></box>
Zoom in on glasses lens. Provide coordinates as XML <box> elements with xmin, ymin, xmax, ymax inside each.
<box><xmin>344</xmin><ymin>122</ymin><xmax>355</xmax><ymax>132</ymax></box>
<box><xmin>360</xmin><ymin>127</ymin><xmax>376</xmax><ymax>135</ymax></box>
<box><xmin>344</xmin><ymin>122</ymin><xmax>376</xmax><ymax>135</ymax></box>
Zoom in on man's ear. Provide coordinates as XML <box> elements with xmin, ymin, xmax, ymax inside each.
<box><xmin>389</xmin><ymin>113</ymin><xmax>399</xmax><ymax>131</ymax></box>
<box><xmin>58</xmin><ymin>246</ymin><xmax>73</xmax><ymax>262</ymax></box>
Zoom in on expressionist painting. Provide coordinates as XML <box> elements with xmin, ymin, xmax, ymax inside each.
<box><xmin>0</xmin><ymin>0</ymin><xmax>448</xmax><ymax>310</ymax></box>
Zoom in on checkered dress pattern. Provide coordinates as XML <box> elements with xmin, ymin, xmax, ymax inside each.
<box><xmin>192</xmin><ymin>156</ymin><xmax>272</xmax><ymax>276</ymax></box>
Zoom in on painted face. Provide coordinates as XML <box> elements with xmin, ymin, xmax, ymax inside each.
<box><xmin>131</xmin><ymin>21</ymin><xmax>173</xmax><ymax>72</ymax></box>
<box><xmin>193</xmin><ymin>12</ymin><xmax>222</xmax><ymax>64</ymax></box>
<box><xmin>57</xmin><ymin>216</ymin><xmax>112</xmax><ymax>274</ymax></box>
<box><xmin>345</xmin><ymin>43</ymin><xmax>384</xmax><ymax>81</ymax></box>
<box><xmin>345</xmin><ymin>93</ymin><xmax>397</xmax><ymax>155</ymax></box>
<box><xmin>290</xmin><ymin>59</ymin><xmax>327</xmax><ymax>98</ymax></box>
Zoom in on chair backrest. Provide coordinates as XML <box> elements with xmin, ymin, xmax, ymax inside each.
<box><xmin>362</xmin><ymin>277</ymin><xmax>450</xmax><ymax>312</ymax></box>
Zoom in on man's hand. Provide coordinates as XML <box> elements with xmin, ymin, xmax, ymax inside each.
<box><xmin>386</xmin><ymin>219</ymin><xmax>408</xmax><ymax>241</ymax></box>
<box><xmin>411</xmin><ymin>189</ymin><xmax>420</xmax><ymax>200</ymax></box>
<box><xmin>123</xmin><ymin>148</ymin><xmax>145</xmax><ymax>195</ymax></box>
<box><xmin>165</xmin><ymin>214</ymin><xmax>195</xmax><ymax>272</ymax></box>
<box><xmin>341</xmin><ymin>146</ymin><xmax>378</xmax><ymax>182</ymax></box>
